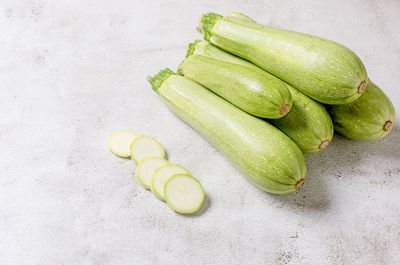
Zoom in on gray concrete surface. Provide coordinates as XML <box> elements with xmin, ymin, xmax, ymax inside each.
<box><xmin>1</xmin><ymin>0</ymin><xmax>399</xmax><ymax>264</ymax></box>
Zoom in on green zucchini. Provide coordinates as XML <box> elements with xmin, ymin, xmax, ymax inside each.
<box><xmin>198</xmin><ymin>13</ymin><xmax>367</xmax><ymax>105</ymax></box>
<box><xmin>186</xmin><ymin>40</ymin><xmax>255</xmax><ymax>67</ymax></box>
<box><xmin>178</xmin><ymin>54</ymin><xmax>293</xmax><ymax>119</ymax></box>
<box><xmin>188</xmin><ymin>40</ymin><xmax>334</xmax><ymax>153</ymax></box>
<box><xmin>270</xmin><ymin>87</ymin><xmax>334</xmax><ymax>153</ymax></box>
<box><xmin>328</xmin><ymin>80</ymin><xmax>395</xmax><ymax>141</ymax></box>
<box><xmin>148</xmin><ymin>69</ymin><xmax>306</xmax><ymax>194</ymax></box>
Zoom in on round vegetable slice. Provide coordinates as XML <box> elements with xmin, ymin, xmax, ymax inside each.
<box><xmin>130</xmin><ymin>135</ymin><xmax>165</xmax><ymax>163</ymax></box>
<box><xmin>108</xmin><ymin>131</ymin><xmax>137</xmax><ymax>158</ymax></box>
<box><xmin>151</xmin><ymin>164</ymin><xmax>190</xmax><ymax>201</ymax></box>
<box><xmin>164</xmin><ymin>174</ymin><xmax>204</xmax><ymax>215</ymax></box>
<box><xmin>135</xmin><ymin>157</ymin><xmax>168</xmax><ymax>189</ymax></box>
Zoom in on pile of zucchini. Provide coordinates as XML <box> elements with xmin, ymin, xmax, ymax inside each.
<box><xmin>147</xmin><ymin>12</ymin><xmax>395</xmax><ymax>196</ymax></box>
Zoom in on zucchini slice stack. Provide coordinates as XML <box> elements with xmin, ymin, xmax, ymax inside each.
<box><xmin>108</xmin><ymin>131</ymin><xmax>204</xmax><ymax>215</ymax></box>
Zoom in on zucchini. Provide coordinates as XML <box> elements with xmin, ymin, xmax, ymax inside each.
<box><xmin>198</xmin><ymin>13</ymin><xmax>367</xmax><ymax>105</ymax></box>
<box><xmin>186</xmin><ymin>40</ymin><xmax>255</xmax><ymax>67</ymax></box>
<box><xmin>328</xmin><ymin>80</ymin><xmax>395</xmax><ymax>141</ymax></box>
<box><xmin>148</xmin><ymin>69</ymin><xmax>306</xmax><ymax>194</ymax></box>
<box><xmin>178</xmin><ymin>54</ymin><xmax>293</xmax><ymax>119</ymax></box>
<box><xmin>188</xmin><ymin>40</ymin><xmax>334</xmax><ymax>153</ymax></box>
<box><xmin>270</xmin><ymin>87</ymin><xmax>334</xmax><ymax>153</ymax></box>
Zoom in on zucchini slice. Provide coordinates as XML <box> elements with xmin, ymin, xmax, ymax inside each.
<box><xmin>135</xmin><ymin>157</ymin><xmax>168</xmax><ymax>189</ymax></box>
<box><xmin>108</xmin><ymin>131</ymin><xmax>137</xmax><ymax>158</ymax></box>
<box><xmin>151</xmin><ymin>164</ymin><xmax>190</xmax><ymax>201</ymax></box>
<box><xmin>164</xmin><ymin>174</ymin><xmax>204</xmax><ymax>214</ymax></box>
<box><xmin>130</xmin><ymin>135</ymin><xmax>165</xmax><ymax>163</ymax></box>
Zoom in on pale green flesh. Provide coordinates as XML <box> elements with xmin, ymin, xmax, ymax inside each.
<box><xmin>191</xmin><ymin>40</ymin><xmax>334</xmax><ymax>153</ymax></box>
<box><xmin>164</xmin><ymin>174</ymin><xmax>204</xmax><ymax>214</ymax></box>
<box><xmin>135</xmin><ymin>157</ymin><xmax>168</xmax><ymax>190</ymax></box>
<box><xmin>108</xmin><ymin>131</ymin><xmax>137</xmax><ymax>158</ymax></box>
<box><xmin>180</xmin><ymin>55</ymin><xmax>292</xmax><ymax>119</ymax></box>
<box><xmin>328</xmin><ymin>80</ymin><xmax>395</xmax><ymax>141</ymax></box>
<box><xmin>203</xmin><ymin>14</ymin><xmax>367</xmax><ymax>104</ymax></box>
<box><xmin>157</xmin><ymin>75</ymin><xmax>306</xmax><ymax>194</ymax></box>
<box><xmin>130</xmin><ymin>135</ymin><xmax>165</xmax><ymax>163</ymax></box>
<box><xmin>151</xmin><ymin>164</ymin><xmax>190</xmax><ymax>200</ymax></box>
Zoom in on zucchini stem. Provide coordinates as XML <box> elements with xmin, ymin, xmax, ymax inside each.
<box><xmin>319</xmin><ymin>140</ymin><xmax>329</xmax><ymax>150</ymax></box>
<box><xmin>358</xmin><ymin>80</ymin><xmax>367</xmax><ymax>93</ymax></box>
<box><xmin>295</xmin><ymin>179</ymin><xmax>304</xmax><ymax>189</ymax></box>
<box><xmin>279</xmin><ymin>103</ymin><xmax>291</xmax><ymax>116</ymax></box>
<box><xmin>200</xmin><ymin>13</ymin><xmax>223</xmax><ymax>41</ymax></box>
<box><xmin>383</xmin><ymin>121</ymin><xmax>392</xmax><ymax>131</ymax></box>
<box><xmin>186</xmin><ymin>40</ymin><xmax>201</xmax><ymax>58</ymax></box>
<box><xmin>147</xmin><ymin>68</ymin><xmax>176</xmax><ymax>93</ymax></box>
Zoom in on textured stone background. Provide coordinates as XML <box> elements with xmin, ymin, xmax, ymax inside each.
<box><xmin>0</xmin><ymin>0</ymin><xmax>399</xmax><ymax>264</ymax></box>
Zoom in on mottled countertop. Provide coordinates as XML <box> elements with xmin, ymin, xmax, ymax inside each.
<box><xmin>1</xmin><ymin>0</ymin><xmax>399</xmax><ymax>264</ymax></box>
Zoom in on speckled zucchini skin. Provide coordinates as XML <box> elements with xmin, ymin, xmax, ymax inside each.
<box><xmin>188</xmin><ymin>40</ymin><xmax>334</xmax><ymax>153</ymax></box>
<box><xmin>270</xmin><ymin>86</ymin><xmax>334</xmax><ymax>153</ymax></box>
<box><xmin>148</xmin><ymin>69</ymin><xmax>306</xmax><ymax>194</ymax></box>
<box><xmin>179</xmin><ymin>54</ymin><xmax>293</xmax><ymax>119</ymax></box>
<box><xmin>328</xmin><ymin>81</ymin><xmax>395</xmax><ymax>141</ymax></box>
<box><xmin>199</xmin><ymin>13</ymin><xmax>367</xmax><ymax>105</ymax></box>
